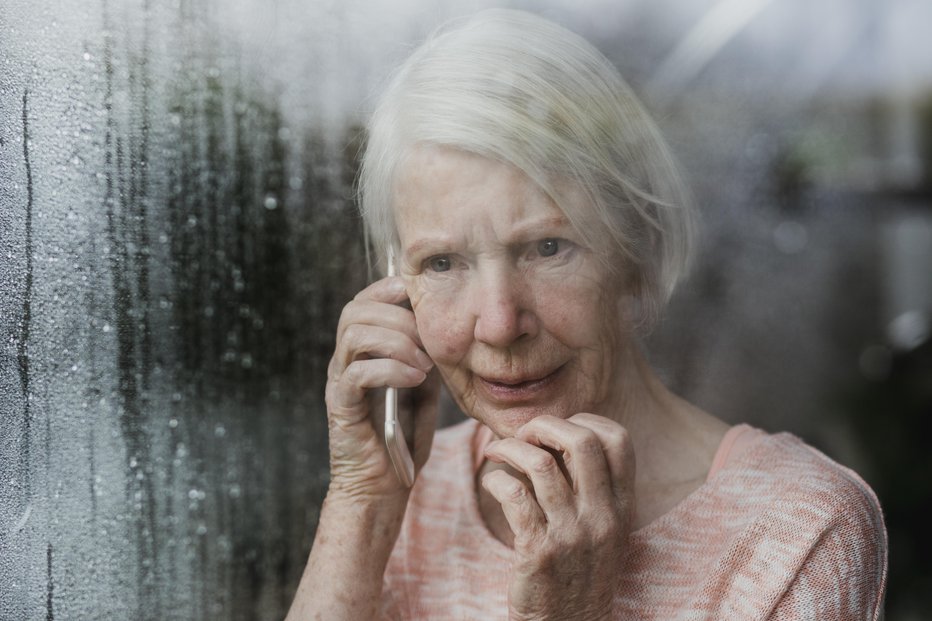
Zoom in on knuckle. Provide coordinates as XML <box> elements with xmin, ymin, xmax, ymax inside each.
<box><xmin>530</xmin><ymin>453</ymin><xmax>558</xmax><ymax>475</ymax></box>
<box><xmin>342</xmin><ymin>360</ymin><xmax>365</xmax><ymax>385</ymax></box>
<box><xmin>604</xmin><ymin>430</ymin><xmax>624</xmax><ymax>449</ymax></box>
<box><xmin>506</xmin><ymin>480</ymin><xmax>529</xmax><ymax>502</ymax></box>
<box><xmin>336</xmin><ymin>300</ymin><xmax>359</xmax><ymax>330</ymax></box>
<box><xmin>602</xmin><ymin>426</ymin><xmax>630</xmax><ymax>457</ymax></box>
<box><xmin>342</xmin><ymin>322</ymin><xmax>363</xmax><ymax>344</ymax></box>
<box><xmin>610</xmin><ymin>424</ymin><xmax>631</xmax><ymax>447</ymax></box>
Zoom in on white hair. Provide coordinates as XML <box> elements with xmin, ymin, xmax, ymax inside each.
<box><xmin>359</xmin><ymin>8</ymin><xmax>696</xmax><ymax>326</ymax></box>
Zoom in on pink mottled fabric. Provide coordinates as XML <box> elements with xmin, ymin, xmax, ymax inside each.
<box><xmin>380</xmin><ymin>420</ymin><xmax>887</xmax><ymax>620</ymax></box>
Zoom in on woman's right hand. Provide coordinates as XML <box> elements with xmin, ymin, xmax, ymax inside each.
<box><xmin>325</xmin><ymin>275</ymin><xmax>439</xmax><ymax>501</ymax></box>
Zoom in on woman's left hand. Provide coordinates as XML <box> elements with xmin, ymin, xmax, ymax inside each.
<box><xmin>482</xmin><ymin>413</ymin><xmax>636</xmax><ymax>621</ymax></box>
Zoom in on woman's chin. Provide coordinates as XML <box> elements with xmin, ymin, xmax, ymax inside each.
<box><xmin>470</xmin><ymin>405</ymin><xmax>568</xmax><ymax>438</ymax></box>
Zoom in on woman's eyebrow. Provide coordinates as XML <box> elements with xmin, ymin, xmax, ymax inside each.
<box><xmin>404</xmin><ymin>236</ymin><xmax>456</xmax><ymax>260</ymax></box>
<box><xmin>403</xmin><ymin>216</ymin><xmax>572</xmax><ymax>259</ymax></box>
<box><xmin>505</xmin><ymin>216</ymin><xmax>573</xmax><ymax>241</ymax></box>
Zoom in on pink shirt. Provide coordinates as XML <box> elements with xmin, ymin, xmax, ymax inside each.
<box><xmin>381</xmin><ymin>420</ymin><xmax>887</xmax><ymax>619</ymax></box>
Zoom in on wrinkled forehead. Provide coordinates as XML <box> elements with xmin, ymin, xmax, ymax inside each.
<box><xmin>390</xmin><ymin>143</ymin><xmax>615</xmax><ymax>259</ymax></box>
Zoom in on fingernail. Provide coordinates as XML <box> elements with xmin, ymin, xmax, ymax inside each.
<box><xmin>405</xmin><ymin>367</ymin><xmax>427</xmax><ymax>382</ymax></box>
<box><xmin>415</xmin><ymin>349</ymin><xmax>433</xmax><ymax>371</ymax></box>
<box><xmin>389</xmin><ymin>278</ymin><xmax>406</xmax><ymax>293</ymax></box>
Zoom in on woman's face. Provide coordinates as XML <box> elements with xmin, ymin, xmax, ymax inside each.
<box><xmin>394</xmin><ymin>145</ymin><xmax>631</xmax><ymax>438</ymax></box>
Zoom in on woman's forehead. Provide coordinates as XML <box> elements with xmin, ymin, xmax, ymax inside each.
<box><xmin>390</xmin><ymin>143</ymin><xmax>614</xmax><ymax>256</ymax></box>
<box><xmin>394</xmin><ymin>153</ymin><xmax>561</xmax><ymax>243</ymax></box>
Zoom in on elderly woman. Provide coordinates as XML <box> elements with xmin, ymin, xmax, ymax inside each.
<box><xmin>287</xmin><ymin>9</ymin><xmax>886</xmax><ymax>620</ymax></box>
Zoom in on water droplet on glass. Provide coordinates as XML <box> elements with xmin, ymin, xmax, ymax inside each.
<box><xmin>887</xmin><ymin>310</ymin><xmax>930</xmax><ymax>351</ymax></box>
<box><xmin>263</xmin><ymin>195</ymin><xmax>278</xmax><ymax>210</ymax></box>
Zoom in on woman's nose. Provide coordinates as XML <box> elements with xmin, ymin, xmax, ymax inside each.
<box><xmin>471</xmin><ymin>268</ymin><xmax>538</xmax><ymax>348</ymax></box>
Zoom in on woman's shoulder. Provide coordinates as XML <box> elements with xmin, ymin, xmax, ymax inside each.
<box><xmin>626</xmin><ymin>428</ymin><xmax>888</xmax><ymax>618</ymax></box>
<box><xmin>730</xmin><ymin>427</ymin><xmax>883</xmax><ymax>518</ymax></box>
<box><xmin>731</xmin><ymin>429</ymin><xmax>888</xmax><ymax>618</ymax></box>
<box><xmin>715</xmin><ymin>426</ymin><xmax>887</xmax><ymax>574</ymax></box>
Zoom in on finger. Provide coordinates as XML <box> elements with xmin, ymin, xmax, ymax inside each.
<box><xmin>515</xmin><ymin>415</ymin><xmax>613</xmax><ymax>503</ymax></box>
<box><xmin>481</xmin><ymin>469</ymin><xmax>546</xmax><ymax>545</ymax></box>
<box><xmin>352</xmin><ymin>275</ymin><xmax>409</xmax><ymax>304</ymax></box>
<box><xmin>564</xmin><ymin>413</ymin><xmax>635</xmax><ymax>503</ymax></box>
<box><xmin>327</xmin><ymin>358</ymin><xmax>428</xmax><ymax>418</ymax></box>
<box><xmin>484</xmin><ymin>438</ymin><xmax>575</xmax><ymax>518</ymax></box>
<box><xmin>337</xmin><ymin>298</ymin><xmax>423</xmax><ymax>349</ymax></box>
<box><xmin>330</xmin><ymin>324</ymin><xmax>433</xmax><ymax>378</ymax></box>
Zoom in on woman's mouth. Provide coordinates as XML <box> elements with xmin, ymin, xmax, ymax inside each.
<box><xmin>476</xmin><ymin>366</ymin><xmax>564</xmax><ymax>404</ymax></box>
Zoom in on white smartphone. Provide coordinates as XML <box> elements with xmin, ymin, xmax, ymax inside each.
<box><xmin>385</xmin><ymin>248</ymin><xmax>416</xmax><ymax>487</ymax></box>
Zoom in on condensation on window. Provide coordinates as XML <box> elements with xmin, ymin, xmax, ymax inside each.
<box><xmin>0</xmin><ymin>1</ymin><xmax>378</xmax><ymax>618</ymax></box>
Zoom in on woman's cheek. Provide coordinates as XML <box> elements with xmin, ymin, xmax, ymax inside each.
<box><xmin>412</xmin><ymin>290</ymin><xmax>470</xmax><ymax>363</ymax></box>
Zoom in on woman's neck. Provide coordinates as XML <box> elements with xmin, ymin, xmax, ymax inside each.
<box><xmin>602</xmin><ymin>345</ymin><xmax>730</xmax><ymax>527</ymax></box>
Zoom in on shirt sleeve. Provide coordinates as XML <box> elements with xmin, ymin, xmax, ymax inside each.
<box><xmin>767</xmin><ymin>483</ymin><xmax>888</xmax><ymax>620</ymax></box>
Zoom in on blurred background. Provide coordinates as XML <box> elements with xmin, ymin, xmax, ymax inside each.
<box><xmin>1</xmin><ymin>0</ymin><xmax>929</xmax><ymax>618</ymax></box>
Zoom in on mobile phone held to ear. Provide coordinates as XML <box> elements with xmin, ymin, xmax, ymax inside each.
<box><xmin>385</xmin><ymin>249</ymin><xmax>416</xmax><ymax>488</ymax></box>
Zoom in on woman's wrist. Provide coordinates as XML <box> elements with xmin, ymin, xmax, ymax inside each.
<box><xmin>322</xmin><ymin>483</ymin><xmax>409</xmax><ymax>522</ymax></box>
<box><xmin>318</xmin><ymin>484</ymin><xmax>411</xmax><ymax>559</ymax></box>
<box><xmin>325</xmin><ymin>469</ymin><xmax>411</xmax><ymax>508</ymax></box>
<box><xmin>286</xmin><ymin>487</ymin><xmax>409</xmax><ymax>621</ymax></box>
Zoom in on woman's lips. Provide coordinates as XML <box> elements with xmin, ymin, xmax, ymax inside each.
<box><xmin>476</xmin><ymin>365</ymin><xmax>564</xmax><ymax>404</ymax></box>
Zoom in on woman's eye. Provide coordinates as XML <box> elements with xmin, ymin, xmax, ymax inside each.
<box><xmin>427</xmin><ymin>256</ymin><xmax>452</xmax><ymax>272</ymax></box>
<box><xmin>537</xmin><ymin>239</ymin><xmax>560</xmax><ymax>257</ymax></box>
